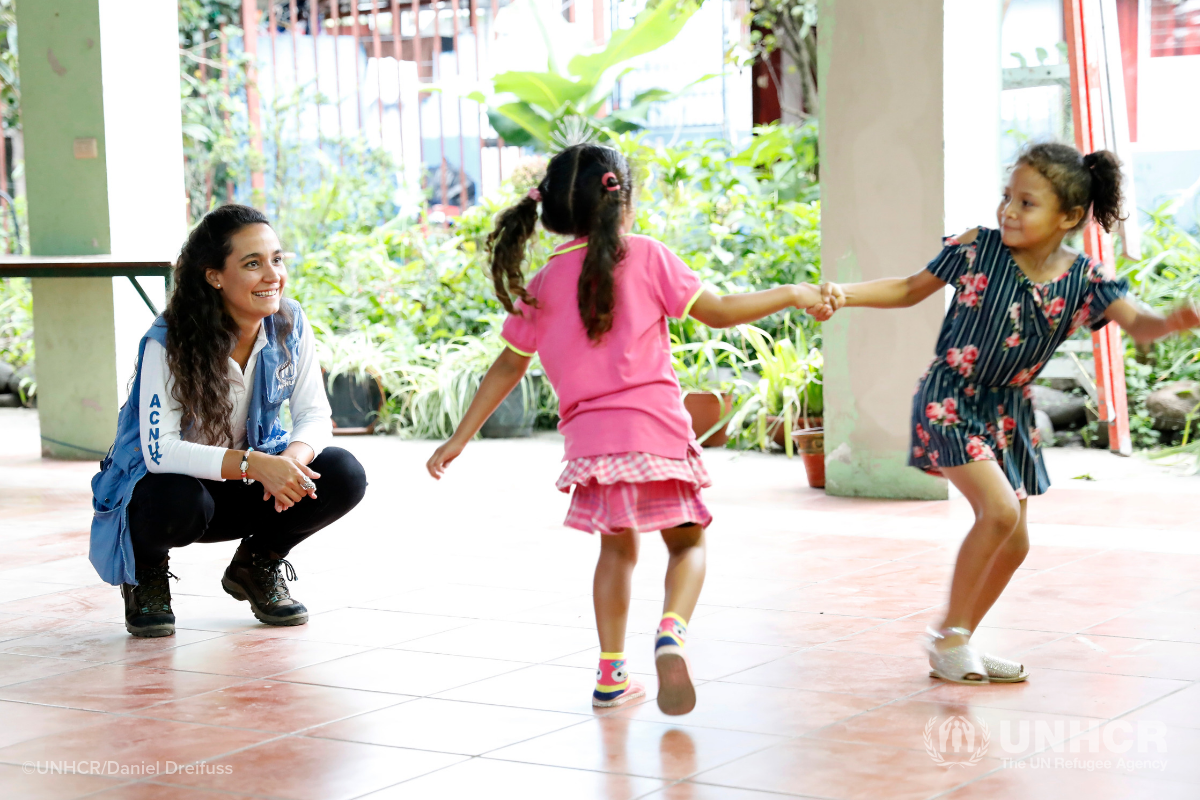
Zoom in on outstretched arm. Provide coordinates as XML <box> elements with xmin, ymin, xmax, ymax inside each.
<box><xmin>426</xmin><ymin>347</ymin><xmax>532</xmax><ymax>479</ymax></box>
<box><xmin>688</xmin><ymin>284</ymin><xmax>826</xmax><ymax>328</ymax></box>
<box><xmin>1103</xmin><ymin>297</ymin><xmax>1200</xmax><ymax>345</ymax></box>
<box><xmin>822</xmin><ymin>269</ymin><xmax>947</xmax><ymax>310</ymax></box>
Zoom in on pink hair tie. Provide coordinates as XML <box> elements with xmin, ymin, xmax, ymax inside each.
<box><xmin>601</xmin><ymin>172</ymin><xmax>620</xmax><ymax>192</ymax></box>
<box><xmin>527</xmin><ymin>187</ymin><xmax>542</xmax><ymax>202</ymax></box>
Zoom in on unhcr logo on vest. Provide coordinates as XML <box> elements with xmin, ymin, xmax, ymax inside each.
<box><xmin>924</xmin><ymin>715</ymin><xmax>990</xmax><ymax>767</ymax></box>
<box><xmin>275</xmin><ymin>361</ymin><xmax>297</xmax><ymax>389</ymax></box>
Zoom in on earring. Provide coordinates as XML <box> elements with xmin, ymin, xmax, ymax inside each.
<box><xmin>216</xmin><ymin>284</ymin><xmax>222</xmax><ymax>289</ymax></box>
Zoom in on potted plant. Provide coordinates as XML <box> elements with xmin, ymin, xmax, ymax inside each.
<box><xmin>318</xmin><ymin>328</ymin><xmax>406</xmax><ymax>434</ymax></box>
<box><xmin>395</xmin><ymin>334</ymin><xmax>551</xmax><ymax>439</ymax></box>
<box><xmin>671</xmin><ymin>335</ymin><xmax>749</xmax><ymax>447</ymax></box>
<box><xmin>727</xmin><ymin>325</ymin><xmax>825</xmax><ymax>487</ymax></box>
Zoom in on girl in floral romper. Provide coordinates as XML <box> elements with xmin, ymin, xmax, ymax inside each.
<box><xmin>426</xmin><ymin>144</ymin><xmax>827</xmax><ymax>714</ymax></box>
<box><xmin>821</xmin><ymin>143</ymin><xmax>1199</xmax><ymax>684</ymax></box>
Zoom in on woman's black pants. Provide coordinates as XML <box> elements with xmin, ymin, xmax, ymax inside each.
<box><xmin>127</xmin><ymin>447</ymin><xmax>367</xmax><ymax>568</ymax></box>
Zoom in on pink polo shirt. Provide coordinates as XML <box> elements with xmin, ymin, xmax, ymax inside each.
<box><xmin>501</xmin><ymin>234</ymin><xmax>704</xmax><ymax>461</ymax></box>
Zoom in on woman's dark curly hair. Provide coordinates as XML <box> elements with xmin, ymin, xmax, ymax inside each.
<box><xmin>487</xmin><ymin>143</ymin><xmax>632</xmax><ymax>342</ymax></box>
<box><xmin>1015</xmin><ymin>142</ymin><xmax>1126</xmax><ymax>233</ymax></box>
<box><xmin>162</xmin><ymin>204</ymin><xmax>293</xmax><ymax>445</ymax></box>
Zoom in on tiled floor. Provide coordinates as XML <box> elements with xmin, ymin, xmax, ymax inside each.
<box><xmin>1</xmin><ymin>406</ymin><xmax>1198</xmax><ymax>799</ymax></box>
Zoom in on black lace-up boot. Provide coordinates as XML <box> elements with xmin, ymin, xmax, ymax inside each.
<box><xmin>221</xmin><ymin>551</ymin><xmax>308</xmax><ymax>626</ymax></box>
<box><xmin>121</xmin><ymin>560</ymin><xmax>178</xmax><ymax>637</ymax></box>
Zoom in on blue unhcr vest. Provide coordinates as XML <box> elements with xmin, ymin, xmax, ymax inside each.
<box><xmin>89</xmin><ymin>300</ymin><xmax>306</xmax><ymax>586</ymax></box>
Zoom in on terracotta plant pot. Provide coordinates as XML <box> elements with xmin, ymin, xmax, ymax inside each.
<box><xmin>683</xmin><ymin>392</ymin><xmax>734</xmax><ymax>447</ymax></box>
<box><xmin>792</xmin><ymin>427</ymin><xmax>825</xmax><ymax>489</ymax></box>
<box><xmin>767</xmin><ymin>415</ymin><xmax>823</xmax><ymax>448</ymax></box>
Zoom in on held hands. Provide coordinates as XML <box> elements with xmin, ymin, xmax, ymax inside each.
<box><xmin>793</xmin><ymin>283</ymin><xmax>837</xmax><ymax>321</ymax></box>
<box><xmin>427</xmin><ymin>436</ymin><xmax>468</xmax><ymax>480</ymax></box>
<box><xmin>248</xmin><ymin>452</ymin><xmax>320</xmax><ymax>513</ymax></box>
<box><xmin>820</xmin><ymin>281</ymin><xmax>847</xmax><ymax>313</ymax></box>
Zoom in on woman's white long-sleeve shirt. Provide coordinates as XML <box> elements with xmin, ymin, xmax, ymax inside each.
<box><xmin>139</xmin><ymin>320</ymin><xmax>332</xmax><ymax>480</ymax></box>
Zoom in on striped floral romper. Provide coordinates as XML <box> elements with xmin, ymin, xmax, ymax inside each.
<box><xmin>910</xmin><ymin>227</ymin><xmax>1128</xmax><ymax>498</ymax></box>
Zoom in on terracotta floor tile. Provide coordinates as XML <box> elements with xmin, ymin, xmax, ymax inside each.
<box><xmin>921</xmin><ymin>667</ymin><xmax>1188</xmax><ymax>719</ymax></box>
<box><xmin>0</xmin><ymin>700</ymin><xmax>110</xmax><ymax>748</ymax></box>
<box><xmin>1091</xmin><ymin>723</ymin><xmax>1199</xmax><ymax>784</ymax></box>
<box><xmin>123</xmin><ymin>633</ymin><xmax>367</xmax><ymax>678</ymax></box>
<box><xmin>550</xmin><ymin>634</ymin><xmax>657</xmax><ymax>675</ymax></box>
<box><xmin>310</xmin><ymin>697</ymin><xmax>587</xmax><ymax>754</ymax></box>
<box><xmin>357</xmin><ymin>583</ymin><xmax>572</xmax><ymax>619</ymax></box>
<box><xmin>721</xmin><ymin>647</ymin><xmax>937</xmax><ymax>701</ymax></box>
<box><xmin>810</xmin><ymin>698</ymin><xmax>1108</xmax><ymax>759</ymax></box>
<box><xmin>942</xmin><ymin>767</ymin><xmax>1196</xmax><ymax>799</ymax></box>
<box><xmin>0</xmin><ymin>664</ymin><xmax>247</xmax><ymax>713</ymax></box>
<box><xmin>0</xmin><ymin>715</ymin><xmax>271</xmax><ymax>768</ymax></box>
<box><xmin>1123</xmin><ymin>682</ymin><xmax>1200</xmax><ymax>730</ymax></box>
<box><xmin>692</xmin><ymin>737</ymin><xmax>999</xmax><ymax>799</ymax></box>
<box><xmin>278</xmin><ymin>648</ymin><xmax>523</xmax><ymax>696</ymax></box>
<box><xmin>0</xmin><ymin>580</ymin><xmax>79</xmax><ymax>604</ymax></box>
<box><xmin>1021</xmin><ymin>634</ymin><xmax>1200</xmax><ymax>681</ymax></box>
<box><xmin>693</xmin><ymin>607</ymin><xmax>883</xmax><ymax>648</ymax></box>
<box><xmin>617</xmin><ymin>680</ymin><xmax>880</xmax><ymax>736</ymax></box>
<box><xmin>157</xmin><ymin>735</ymin><xmax>465</xmax><ymax>800</ymax></box>
<box><xmin>84</xmin><ymin>783</ymin><xmax>264</xmax><ymax>800</ymax></box>
<box><xmin>395</xmin><ymin>619</ymin><xmax>602</xmax><ymax>663</ymax></box>
<box><xmin>489</xmin><ymin>716</ymin><xmax>782</xmax><ymax>780</ymax></box>
<box><xmin>137</xmin><ymin>678</ymin><xmax>409</xmax><ymax>732</ymax></box>
<box><xmin>359</xmin><ymin>757</ymin><xmax>665</xmax><ymax>800</ymax></box>
<box><xmin>2</xmin><ymin>621</ymin><xmax>225</xmax><ymax>664</ymax></box>
<box><xmin>0</xmin><ymin>762</ymin><xmax>126</xmax><ymax>800</ymax></box>
<box><xmin>639</xmin><ymin>784</ymin><xmax>806</xmax><ymax>800</ymax></box>
<box><xmin>0</xmin><ymin>652</ymin><xmax>94</xmax><ymax>687</ymax></box>
<box><xmin>1082</xmin><ymin>606</ymin><xmax>1200</xmax><ymax>644</ymax></box>
<box><xmin>978</xmin><ymin>600</ymin><xmax>1136</xmax><ymax>635</ymax></box>
<box><xmin>436</xmin><ymin>663</ymin><xmax>662</xmax><ymax>716</ymax></box>
<box><xmin>239</xmin><ymin>607</ymin><xmax>471</xmax><ymax>647</ymax></box>
<box><xmin>0</xmin><ymin>585</ymin><xmax>125</xmax><ymax>622</ymax></box>
<box><xmin>0</xmin><ymin>613</ymin><xmax>85</xmax><ymax>643</ymax></box>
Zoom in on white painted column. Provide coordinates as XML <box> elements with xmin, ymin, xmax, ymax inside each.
<box><xmin>819</xmin><ymin>0</ymin><xmax>1001</xmax><ymax>499</ymax></box>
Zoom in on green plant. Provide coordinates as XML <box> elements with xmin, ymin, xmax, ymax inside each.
<box><xmin>0</xmin><ymin>275</ymin><xmax>32</xmax><ymax>367</ymax></box>
<box><xmin>466</xmin><ymin>0</ymin><xmax>708</xmax><ymax>150</ymax></box>
<box><xmin>725</xmin><ymin>324</ymin><xmax>823</xmax><ymax>456</ymax></box>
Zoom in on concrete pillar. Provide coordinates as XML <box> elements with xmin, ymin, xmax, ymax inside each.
<box><xmin>17</xmin><ymin>0</ymin><xmax>185</xmax><ymax>458</ymax></box>
<box><xmin>819</xmin><ymin>0</ymin><xmax>1001</xmax><ymax>499</ymax></box>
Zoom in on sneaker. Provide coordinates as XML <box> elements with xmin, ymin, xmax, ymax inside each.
<box><xmin>121</xmin><ymin>561</ymin><xmax>177</xmax><ymax>638</ymax></box>
<box><xmin>221</xmin><ymin>552</ymin><xmax>308</xmax><ymax>626</ymax></box>
<box><xmin>592</xmin><ymin>679</ymin><xmax>647</xmax><ymax>708</ymax></box>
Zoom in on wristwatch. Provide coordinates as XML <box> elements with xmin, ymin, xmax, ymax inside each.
<box><xmin>240</xmin><ymin>447</ymin><xmax>254</xmax><ymax>484</ymax></box>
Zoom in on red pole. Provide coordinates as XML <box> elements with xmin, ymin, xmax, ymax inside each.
<box><xmin>413</xmin><ymin>0</ymin><xmax>425</xmax><ymax>170</ymax></box>
<box><xmin>450</xmin><ymin>0</ymin><xmax>467</xmax><ymax>205</ymax></box>
<box><xmin>434</xmin><ymin>2</ymin><xmax>448</xmax><ymax>210</ymax></box>
<box><xmin>1063</xmin><ymin>0</ymin><xmax>1132</xmax><ymax>455</ymax></box>
<box><xmin>331</xmin><ymin>0</ymin><xmax>344</xmax><ymax>165</ymax></box>
<box><xmin>593</xmin><ymin>0</ymin><xmax>604</xmax><ymax>45</ymax></box>
<box><xmin>221</xmin><ymin>30</ymin><xmax>235</xmax><ymax>202</ymax></box>
<box><xmin>289</xmin><ymin>0</ymin><xmax>302</xmax><ymax>143</ymax></box>
<box><xmin>391</xmin><ymin>0</ymin><xmax>407</xmax><ymax>165</ymax></box>
<box><xmin>352</xmin><ymin>0</ymin><xmax>365</xmax><ymax>133</ymax></box>
<box><xmin>242</xmin><ymin>0</ymin><xmax>266</xmax><ymax>200</ymax></box>
<box><xmin>313</xmin><ymin>0</ymin><xmax>323</xmax><ymax>152</ymax></box>
<box><xmin>470</xmin><ymin>0</ymin><xmax>482</xmax><ymax>199</ymax></box>
<box><xmin>372</xmin><ymin>2</ymin><xmax>386</xmax><ymax>139</ymax></box>
<box><xmin>491</xmin><ymin>0</ymin><xmax>501</xmax><ymax>185</ymax></box>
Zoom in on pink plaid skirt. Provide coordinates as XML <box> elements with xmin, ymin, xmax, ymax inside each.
<box><xmin>557</xmin><ymin>444</ymin><xmax>713</xmax><ymax>535</ymax></box>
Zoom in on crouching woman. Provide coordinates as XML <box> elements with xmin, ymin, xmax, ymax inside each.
<box><xmin>90</xmin><ymin>205</ymin><xmax>367</xmax><ymax>637</ymax></box>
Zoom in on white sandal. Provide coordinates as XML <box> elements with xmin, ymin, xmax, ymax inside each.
<box><xmin>979</xmin><ymin>651</ymin><xmax>1028</xmax><ymax>683</ymax></box>
<box><xmin>926</xmin><ymin>626</ymin><xmax>988</xmax><ymax>685</ymax></box>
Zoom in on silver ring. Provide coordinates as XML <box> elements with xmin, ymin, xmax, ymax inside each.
<box><xmin>301</xmin><ymin>479</ymin><xmax>316</xmax><ymax>491</ymax></box>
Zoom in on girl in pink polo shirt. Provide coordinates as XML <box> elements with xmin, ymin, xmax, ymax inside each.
<box><xmin>427</xmin><ymin>143</ymin><xmax>826</xmax><ymax>715</ymax></box>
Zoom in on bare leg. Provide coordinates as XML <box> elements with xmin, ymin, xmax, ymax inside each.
<box><xmin>967</xmin><ymin>499</ymin><xmax>1029</xmax><ymax>632</ymax></box>
<box><xmin>936</xmin><ymin>461</ymin><xmax>1021</xmax><ymax>665</ymax></box>
<box><xmin>660</xmin><ymin>525</ymin><xmax>706</xmax><ymax>621</ymax></box>
<box><xmin>594</xmin><ymin>529</ymin><xmax>640</xmax><ymax>654</ymax></box>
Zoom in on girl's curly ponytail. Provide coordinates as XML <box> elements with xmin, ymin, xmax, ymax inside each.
<box><xmin>1082</xmin><ymin>150</ymin><xmax>1125</xmax><ymax>234</ymax></box>
<box><xmin>486</xmin><ymin>189</ymin><xmax>543</xmax><ymax>314</ymax></box>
